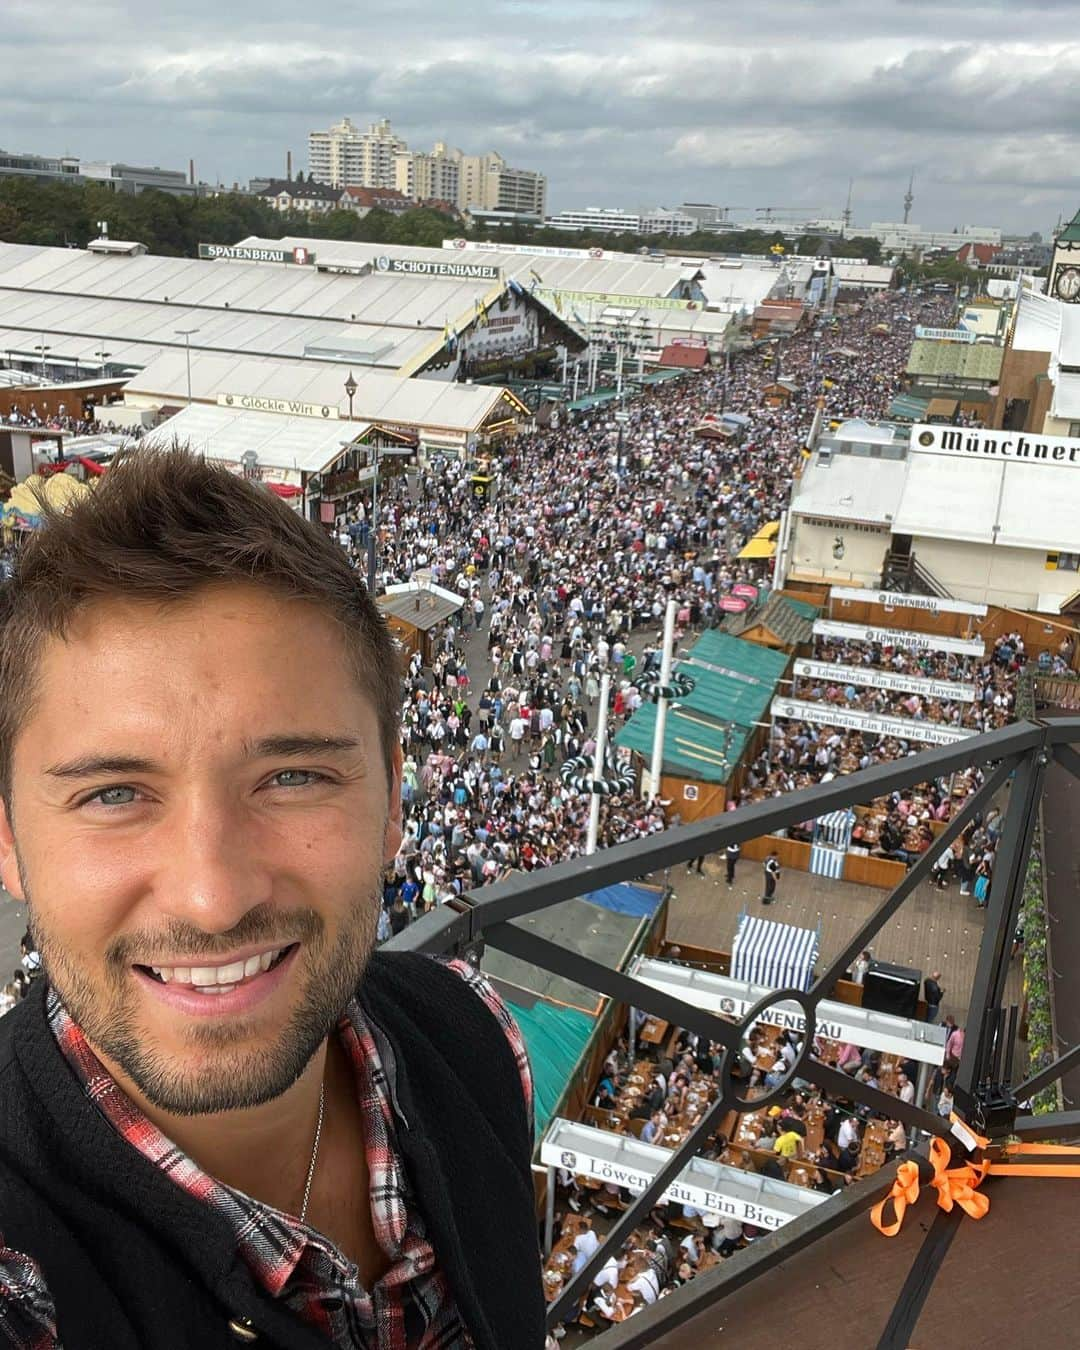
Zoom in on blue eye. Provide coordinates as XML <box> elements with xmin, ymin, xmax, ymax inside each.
<box><xmin>96</xmin><ymin>786</ymin><xmax>137</xmax><ymax>806</ymax></box>
<box><xmin>270</xmin><ymin>770</ymin><xmax>323</xmax><ymax>788</ymax></box>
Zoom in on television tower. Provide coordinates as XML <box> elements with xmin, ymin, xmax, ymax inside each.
<box><xmin>842</xmin><ymin>179</ymin><xmax>853</xmax><ymax>232</ymax></box>
<box><xmin>903</xmin><ymin>172</ymin><xmax>915</xmax><ymax>225</ymax></box>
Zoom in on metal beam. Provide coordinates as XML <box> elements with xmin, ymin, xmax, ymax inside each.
<box><xmin>381</xmin><ymin>899</ymin><xmax>472</xmax><ymax>954</ymax></box>
<box><xmin>464</xmin><ymin>720</ymin><xmax>1044</xmax><ymax>931</ymax></box>
<box><xmin>1013</xmin><ymin>1041</ymin><xmax>1080</xmax><ymax>1103</ymax></box>
<box><xmin>545</xmin><ymin>1088</ymin><xmax>733</xmax><ymax>1327</ymax></box>
<box><xmin>1050</xmin><ymin>741</ymin><xmax>1080</xmax><ymax>786</ymax></box>
<box><xmin>588</xmin><ymin>1160</ymin><xmax>923</xmax><ymax>1348</ymax></box>
<box><xmin>809</xmin><ymin>1058</ymin><xmax>951</xmax><ymax>1140</ymax></box>
<box><xmin>957</xmin><ymin>743</ymin><xmax>1048</xmax><ymax>1112</ymax></box>
<box><xmin>482</xmin><ymin>920</ymin><xmax>740</xmax><ymax>1052</ymax></box>
<box><xmin>809</xmin><ymin>758</ymin><xmax>1016</xmax><ymax>998</ymax></box>
<box><xmin>1013</xmin><ymin>1109</ymin><xmax>1080</xmax><ymax>1140</ymax></box>
<box><xmin>874</xmin><ymin>1207</ymin><xmax>963</xmax><ymax>1350</ymax></box>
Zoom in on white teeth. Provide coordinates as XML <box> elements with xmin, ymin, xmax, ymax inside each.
<box><xmin>196</xmin><ymin>984</ymin><xmax>237</xmax><ymax>995</ymax></box>
<box><xmin>149</xmin><ymin>947</ymin><xmax>286</xmax><ymax>986</ymax></box>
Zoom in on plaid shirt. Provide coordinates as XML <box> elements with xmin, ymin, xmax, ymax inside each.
<box><xmin>0</xmin><ymin>959</ymin><xmax>533</xmax><ymax>1349</ymax></box>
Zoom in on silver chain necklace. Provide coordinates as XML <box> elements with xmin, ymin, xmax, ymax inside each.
<box><xmin>298</xmin><ymin>1080</ymin><xmax>326</xmax><ymax>1225</ymax></box>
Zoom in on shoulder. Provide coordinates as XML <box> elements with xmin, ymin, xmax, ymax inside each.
<box><xmin>0</xmin><ymin>1241</ymin><xmax>59</xmax><ymax>1349</ymax></box>
<box><xmin>363</xmin><ymin>953</ymin><xmax>533</xmax><ymax>1132</ymax></box>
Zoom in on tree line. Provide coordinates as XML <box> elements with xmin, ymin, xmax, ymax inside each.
<box><xmin>0</xmin><ymin>175</ymin><xmax>884</xmax><ymax>263</ymax></box>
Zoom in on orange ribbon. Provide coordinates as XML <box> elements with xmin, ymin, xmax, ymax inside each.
<box><xmin>870</xmin><ymin>1123</ymin><xmax>1080</xmax><ymax>1238</ymax></box>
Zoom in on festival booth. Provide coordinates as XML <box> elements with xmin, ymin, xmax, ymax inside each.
<box><xmin>377</xmin><ymin>581</ymin><xmax>465</xmax><ymax>666</ymax></box>
<box><xmin>615</xmin><ymin>631</ymin><xmax>790</xmax><ymax>823</ymax></box>
<box><xmin>730</xmin><ymin>914</ymin><xmax>820</xmax><ymax>991</ymax></box>
<box><xmin>721</xmin><ymin>588</ymin><xmax>820</xmax><ymax>653</ymax></box>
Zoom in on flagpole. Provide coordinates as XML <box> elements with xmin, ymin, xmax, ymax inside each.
<box><xmin>586</xmin><ymin>672</ymin><xmax>612</xmax><ymax>856</ymax></box>
<box><xmin>648</xmin><ymin>599</ymin><xmax>677</xmax><ymax>803</ymax></box>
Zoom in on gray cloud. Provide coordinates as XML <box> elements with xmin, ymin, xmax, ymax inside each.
<box><xmin>2</xmin><ymin>0</ymin><xmax>1079</xmax><ymax>232</ymax></box>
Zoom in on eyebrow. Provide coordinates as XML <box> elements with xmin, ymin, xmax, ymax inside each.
<box><xmin>44</xmin><ymin>735</ymin><xmax>364</xmax><ymax>780</ymax></box>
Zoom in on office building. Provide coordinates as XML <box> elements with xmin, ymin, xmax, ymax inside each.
<box><xmin>545</xmin><ymin>206</ymin><xmax>642</xmax><ymax>234</ymax></box>
<box><xmin>640</xmin><ymin>207</ymin><xmax>698</xmax><ymax>237</ymax></box>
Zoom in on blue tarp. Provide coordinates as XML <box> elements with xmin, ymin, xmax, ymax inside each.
<box><xmin>584</xmin><ymin>882</ymin><xmax>662</xmax><ymax>919</ymax></box>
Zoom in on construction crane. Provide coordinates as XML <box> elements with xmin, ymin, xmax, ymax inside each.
<box><xmin>903</xmin><ymin>172</ymin><xmax>915</xmax><ymax>225</ymax></box>
<box><xmin>754</xmin><ymin>206</ymin><xmax>823</xmax><ymax>224</ymax></box>
<box><xmin>842</xmin><ymin>180</ymin><xmax>854</xmax><ymax>231</ymax></box>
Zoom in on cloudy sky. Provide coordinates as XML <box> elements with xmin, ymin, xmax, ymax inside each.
<box><xmin>5</xmin><ymin>0</ymin><xmax>1079</xmax><ymax>235</ymax></box>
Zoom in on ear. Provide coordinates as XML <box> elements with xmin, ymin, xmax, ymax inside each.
<box><xmin>383</xmin><ymin>743</ymin><xmax>403</xmax><ymax>865</ymax></box>
<box><xmin>0</xmin><ymin>798</ymin><xmax>23</xmax><ymax>901</ymax></box>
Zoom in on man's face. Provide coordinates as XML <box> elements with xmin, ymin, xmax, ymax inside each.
<box><xmin>0</xmin><ymin>584</ymin><xmax>401</xmax><ymax>1116</ymax></box>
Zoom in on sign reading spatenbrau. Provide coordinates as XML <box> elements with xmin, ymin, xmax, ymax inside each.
<box><xmin>913</xmin><ymin>422</ymin><xmax>1080</xmax><ymax>468</ymax></box>
<box><xmin>198</xmin><ymin>243</ymin><xmax>316</xmax><ymax>265</ymax></box>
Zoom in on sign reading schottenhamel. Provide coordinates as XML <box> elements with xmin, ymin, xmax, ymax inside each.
<box><xmin>913</xmin><ymin>423</ymin><xmax>1080</xmax><ymax>468</ymax></box>
<box><xmin>374</xmin><ymin>255</ymin><xmax>500</xmax><ymax>281</ymax></box>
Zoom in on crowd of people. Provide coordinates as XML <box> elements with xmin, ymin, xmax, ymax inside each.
<box><xmin>369</xmin><ymin>288</ymin><xmax>959</xmax><ymax>930</ymax></box>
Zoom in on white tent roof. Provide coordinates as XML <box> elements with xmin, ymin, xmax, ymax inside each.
<box><xmin>791</xmin><ymin>451</ymin><xmax>907</xmax><ymax>524</ymax></box>
<box><xmin>124</xmin><ymin>352</ymin><xmax>524</xmax><ymax>435</ymax></box>
<box><xmin>892</xmin><ymin>448</ymin><xmax>1080</xmax><ymax>551</ymax></box>
<box><xmin>0</xmin><ymin>241</ymin><xmax>486</xmax><ymax>378</ymax></box>
<box><xmin>143</xmin><ymin>402</ymin><xmax>372</xmax><ymax>474</ymax></box>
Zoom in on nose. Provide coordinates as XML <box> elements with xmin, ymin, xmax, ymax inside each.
<box><xmin>156</xmin><ymin>791</ymin><xmax>273</xmax><ymax>936</ymax></box>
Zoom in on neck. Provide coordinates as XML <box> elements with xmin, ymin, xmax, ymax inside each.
<box><xmin>97</xmin><ymin>1040</ymin><xmax>331</xmax><ymax>1216</ymax></box>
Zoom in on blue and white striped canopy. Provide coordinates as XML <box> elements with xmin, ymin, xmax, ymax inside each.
<box><xmin>731</xmin><ymin>913</ymin><xmax>819</xmax><ymax>992</ymax></box>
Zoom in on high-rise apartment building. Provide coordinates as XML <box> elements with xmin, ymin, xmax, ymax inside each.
<box><xmin>308</xmin><ymin>119</ymin><xmax>546</xmax><ymax>214</ymax></box>
<box><xmin>456</xmin><ymin>152</ymin><xmax>546</xmax><ymax>217</ymax></box>
<box><xmin>394</xmin><ymin>142</ymin><xmax>460</xmax><ymax>205</ymax></box>
<box><xmin>307</xmin><ymin>117</ymin><xmax>406</xmax><ymax>189</ymax></box>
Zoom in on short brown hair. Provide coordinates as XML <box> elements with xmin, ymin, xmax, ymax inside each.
<box><xmin>0</xmin><ymin>445</ymin><xmax>401</xmax><ymax>795</ymax></box>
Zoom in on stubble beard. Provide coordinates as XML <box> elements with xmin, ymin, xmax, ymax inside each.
<box><xmin>25</xmin><ymin>864</ymin><xmax>382</xmax><ymax>1116</ymax></box>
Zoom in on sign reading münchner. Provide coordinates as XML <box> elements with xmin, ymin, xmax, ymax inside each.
<box><xmin>217</xmin><ymin>393</ymin><xmax>340</xmax><ymax>420</ymax></box>
<box><xmin>374</xmin><ymin>255</ymin><xmax>500</xmax><ymax>281</ymax></box>
<box><xmin>199</xmin><ymin>243</ymin><xmax>316</xmax><ymax>265</ymax></box>
<box><xmin>913</xmin><ymin>422</ymin><xmax>1080</xmax><ymax>469</ymax></box>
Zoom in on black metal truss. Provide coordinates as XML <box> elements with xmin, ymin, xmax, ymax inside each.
<box><xmin>384</xmin><ymin>715</ymin><xmax>1080</xmax><ymax>1345</ymax></box>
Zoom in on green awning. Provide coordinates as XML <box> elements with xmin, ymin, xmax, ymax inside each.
<box><xmin>614</xmin><ymin>630</ymin><xmax>789</xmax><ymax>784</ymax></box>
<box><xmin>507</xmin><ymin>998</ymin><xmax>596</xmax><ymax>1138</ymax></box>
<box><xmin>888</xmin><ymin>392</ymin><xmax>930</xmax><ymax>422</ymax></box>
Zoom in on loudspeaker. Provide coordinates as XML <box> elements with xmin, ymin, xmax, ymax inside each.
<box><xmin>862</xmin><ymin>960</ymin><xmax>921</xmax><ymax>1019</ymax></box>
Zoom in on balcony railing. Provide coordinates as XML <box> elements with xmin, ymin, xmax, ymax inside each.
<box><xmin>386</xmin><ymin>716</ymin><xmax>1080</xmax><ymax>1347</ymax></box>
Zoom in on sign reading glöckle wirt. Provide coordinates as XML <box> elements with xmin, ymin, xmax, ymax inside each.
<box><xmin>913</xmin><ymin>422</ymin><xmax>1080</xmax><ymax>468</ymax></box>
<box><xmin>217</xmin><ymin>393</ymin><xmax>339</xmax><ymax>420</ymax></box>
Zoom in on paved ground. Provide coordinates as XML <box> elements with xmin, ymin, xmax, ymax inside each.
<box><xmin>1038</xmin><ymin>715</ymin><xmax>1080</xmax><ymax>1111</ymax></box>
<box><xmin>659</xmin><ymin>853</ymin><xmax>1022</xmax><ymax>1034</ymax></box>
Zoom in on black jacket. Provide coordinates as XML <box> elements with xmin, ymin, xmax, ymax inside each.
<box><xmin>0</xmin><ymin>954</ymin><xmax>545</xmax><ymax>1349</ymax></box>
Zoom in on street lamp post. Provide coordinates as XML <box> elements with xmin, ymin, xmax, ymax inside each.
<box><xmin>344</xmin><ymin>370</ymin><xmax>357</xmax><ymax>422</ymax></box>
<box><xmin>96</xmin><ymin>345</ymin><xmax>112</xmax><ymax>379</ymax></box>
<box><xmin>34</xmin><ymin>336</ymin><xmax>51</xmax><ymax>380</ymax></box>
<box><xmin>367</xmin><ymin>443</ymin><xmax>381</xmax><ymax>597</ymax></box>
<box><xmin>174</xmin><ymin>328</ymin><xmax>200</xmax><ymax>404</ymax></box>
